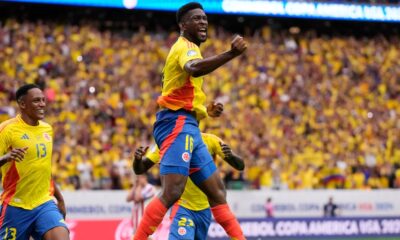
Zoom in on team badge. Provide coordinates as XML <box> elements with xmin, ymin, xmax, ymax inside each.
<box><xmin>187</xmin><ymin>50</ymin><xmax>197</xmax><ymax>57</ymax></box>
<box><xmin>43</xmin><ymin>133</ymin><xmax>51</xmax><ymax>141</ymax></box>
<box><xmin>182</xmin><ymin>152</ymin><xmax>190</xmax><ymax>162</ymax></box>
<box><xmin>178</xmin><ymin>227</ymin><xmax>187</xmax><ymax>236</ymax></box>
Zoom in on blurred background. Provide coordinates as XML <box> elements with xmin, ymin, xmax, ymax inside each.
<box><xmin>1</xmin><ymin>0</ymin><xmax>400</xmax><ymax>239</ymax></box>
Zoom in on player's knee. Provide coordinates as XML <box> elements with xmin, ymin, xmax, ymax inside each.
<box><xmin>213</xmin><ymin>188</ymin><xmax>227</xmax><ymax>203</ymax></box>
<box><xmin>220</xmin><ymin>187</ymin><xmax>227</xmax><ymax>199</ymax></box>
<box><xmin>159</xmin><ymin>174</ymin><xmax>187</xmax><ymax>206</ymax></box>
<box><xmin>207</xmin><ymin>183</ymin><xmax>227</xmax><ymax>206</ymax></box>
<box><xmin>161</xmin><ymin>191</ymin><xmax>182</xmax><ymax>206</ymax></box>
<box><xmin>160</xmin><ymin>184</ymin><xmax>185</xmax><ymax>206</ymax></box>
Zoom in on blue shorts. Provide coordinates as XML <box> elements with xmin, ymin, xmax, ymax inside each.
<box><xmin>169</xmin><ymin>205</ymin><xmax>211</xmax><ymax>240</ymax></box>
<box><xmin>0</xmin><ymin>200</ymin><xmax>68</xmax><ymax>240</ymax></box>
<box><xmin>153</xmin><ymin>109</ymin><xmax>216</xmax><ymax>185</ymax></box>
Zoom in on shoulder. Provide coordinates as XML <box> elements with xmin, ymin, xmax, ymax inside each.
<box><xmin>173</xmin><ymin>37</ymin><xmax>199</xmax><ymax>52</ymax></box>
<box><xmin>202</xmin><ymin>133</ymin><xmax>222</xmax><ymax>144</ymax></box>
<box><xmin>39</xmin><ymin>121</ymin><xmax>53</xmax><ymax>136</ymax></box>
<box><xmin>39</xmin><ymin>120</ymin><xmax>53</xmax><ymax>130</ymax></box>
<box><xmin>0</xmin><ymin>118</ymin><xmax>18</xmax><ymax>133</ymax></box>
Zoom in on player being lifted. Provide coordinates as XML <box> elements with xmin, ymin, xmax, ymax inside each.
<box><xmin>134</xmin><ymin>2</ymin><xmax>247</xmax><ymax>240</ymax></box>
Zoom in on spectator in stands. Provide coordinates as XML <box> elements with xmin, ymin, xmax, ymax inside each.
<box><xmin>126</xmin><ymin>174</ymin><xmax>156</xmax><ymax>235</ymax></box>
<box><xmin>1</xmin><ymin>11</ymin><xmax>400</xmax><ymax>191</ymax></box>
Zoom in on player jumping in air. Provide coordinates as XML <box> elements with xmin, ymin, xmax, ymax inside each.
<box><xmin>133</xmin><ymin>2</ymin><xmax>247</xmax><ymax>240</ymax></box>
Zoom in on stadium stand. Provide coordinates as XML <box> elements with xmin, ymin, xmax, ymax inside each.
<box><xmin>1</xmin><ymin>3</ymin><xmax>400</xmax><ymax>191</ymax></box>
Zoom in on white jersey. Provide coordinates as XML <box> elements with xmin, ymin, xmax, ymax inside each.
<box><xmin>130</xmin><ymin>183</ymin><xmax>156</xmax><ymax>233</ymax></box>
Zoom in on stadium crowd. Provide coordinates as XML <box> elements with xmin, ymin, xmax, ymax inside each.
<box><xmin>0</xmin><ymin>12</ymin><xmax>400</xmax><ymax>191</ymax></box>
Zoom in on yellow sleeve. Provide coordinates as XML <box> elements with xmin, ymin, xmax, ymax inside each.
<box><xmin>145</xmin><ymin>144</ymin><xmax>160</xmax><ymax>164</ymax></box>
<box><xmin>178</xmin><ymin>42</ymin><xmax>202</xmax><ymax>70</ymax></box>
<box><xmin>204</xmin><ymin>133</ymin><xmax>225</xmax><ymax>159</ymax></box>
<box><xmin>0</xmin><ymin>123</ymin><xmax>11</xmax><ymax>156</ymax></box>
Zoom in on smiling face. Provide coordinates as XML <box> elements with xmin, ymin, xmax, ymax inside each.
<box><xmin>18</xmin><ymin>88</ymin><xmax>46</xmax><ymax>124</ymax></box>
<box><xmin>180</xmin><ymin>8</ymin><xmax>208</xmax><ymax>45</ymax></box>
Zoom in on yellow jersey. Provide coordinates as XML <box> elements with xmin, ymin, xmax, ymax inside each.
<box><xmin>146</xmin><ymin>133</ymin><xmax>224</xmax><ymax>211</ymax></box>
<box><xmin>157</xmin><ymin>36</ymin><xmax>207</xmax><ymax>120</ymax></box>
<box><xmin>0</xmin><ymin>115</ymin><xmax>54</xmax><ymax>210</ymax></box>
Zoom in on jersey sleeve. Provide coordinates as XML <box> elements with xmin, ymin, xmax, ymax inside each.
<box><xmin>208</xmin><ymin>134</ymin><xmax>226</xmax><ymax>159</ymax></box>
<box><xmin>0</xmin><ymin>124</ymin><xmax>11</xmax><ymax>156</ymax></box>
<box><xmin>178</xmin><ymin>43</ymin><xmax>202</xmax><ymax>70</ymax></box>
<box><xmin>145</xmin><ymin>144</ymin><xmax>160</xmax><ymax>164</ymax></box>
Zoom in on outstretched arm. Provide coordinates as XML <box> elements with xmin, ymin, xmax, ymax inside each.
<box><xmin>220</xmin><ymin>142</ymin><xmax>245</xmax><ymax>171</ymax></box>
<box><xmin>185</xmin><ymin>35</ymin><xmax>247</xmax><ymax>77</ymax></box>
<box><xmin>132</xmin><ymin>146</ymin><xmax>155</xmax><ymax>175</ymax></box>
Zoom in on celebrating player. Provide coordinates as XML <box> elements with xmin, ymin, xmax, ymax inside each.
<box><xmin>0</xmin><ymin>84</ymin><xmax>69</xmax><ymax>240</ymax></box>
<box><xmin>133</xmin><ymin>132</ymin><xmax>245</xmax><ymax>239</ymax></box>
<box><xmin>134</xmin><ymin>2</ymin><xmax>247</xmax><ymax>240</ymax></box>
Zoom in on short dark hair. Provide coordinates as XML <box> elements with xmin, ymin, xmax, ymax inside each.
<box><xmin>176</xmin><ymin>2</ymin><xmax>203</xmax><ymax>24</ymax></box>
<box><xmin>16</xmin><ymin>84</ymin><xmax>40</xmax><ymax>101</ymax></box>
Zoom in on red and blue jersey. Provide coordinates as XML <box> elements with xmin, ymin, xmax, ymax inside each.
<box><xmin>157</xmin><ymin>37</ymin><xmax>207</xmax><ymax>120</ymax></box>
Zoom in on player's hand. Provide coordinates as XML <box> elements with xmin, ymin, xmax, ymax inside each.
<box><xmin>207</xmin><ymin>102</ymin><xmax>224</xmax><ymax>118</ymax></box>
<box><xmin>57</xmin><ymin>199</ymin><xmax>67</xmax><ymax>219</ymax></box>
<box><xmin>5</xmin><ymin>147</ymin><xmax>28</xmax><ymax>162</ymax></box>
<box><xmin>231</xmin><ymin>35</ymin><xmax>247</xmax><ymax>56</ymax></box>
<box><xmin>220</xmin><ymin>142</ymin><xmax>233</xmax><ymax>159</ymax></box>
<box><xmin>134</xmin><ymin>146</ymin><xmax>149</xmax><ymax>161</ymax></box>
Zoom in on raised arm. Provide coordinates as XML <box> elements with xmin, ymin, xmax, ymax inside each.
<box><xmin>207</xmin><ymin>102</ymin><xmax>224</xmax><ymax>118</ymax></box>
<box><xmin>184</xmin><ymin>35</ymin><xmax>247</xmax><ymax>77</ymax></box>
<box><xmin>132</xmin><ymin>146</ymin><xmax>156</xmax><ymax>175</ymax></box>
<box><xmin>220</xmin><ymin>142</ymin><xmax>245</xmax><ymax>171</ymax></box>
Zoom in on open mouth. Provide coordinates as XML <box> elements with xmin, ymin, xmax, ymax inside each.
<box><xmin>37</xmin><ymin>109</ymin><xmax>45</xmax><ymax>115</ymax></box>
<box><xmin>199</xmin><ymin>28</ymin><xmax>207</xmax><ymax>37</ymax></box>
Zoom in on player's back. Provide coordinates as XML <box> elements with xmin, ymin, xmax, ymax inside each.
<box><xmin>0</xmin><ymin>115</ymin><xmax>53</xmax><ymax>210</ymax></box>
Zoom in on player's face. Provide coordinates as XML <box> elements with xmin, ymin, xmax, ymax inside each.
<box><xmin>20</xmin><ymin>88</ymin><xmax>46</xmax><ymax>121</ymax></box>
<box><xmin>182</xmin><ymin>8</ymin><xmax>208</xmax><ymax>44</ymax></box>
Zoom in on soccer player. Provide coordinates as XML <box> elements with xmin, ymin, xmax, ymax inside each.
<box><xmin>0</xmin><ymin>84</ymin><xmax>69</xmax><ymax>240</ymax></box>
<box><xmin>126</xmin><ymin>174</ymin><xmax>156</xmax><ymax>235</ymax></box>
<box><xmin>133</xmin><ymin>2</ymin><xmax>247</xmax><ymax>240</ymax></box>
<box><xmin>133</xmin><ymin>132</ymin><xmax>245</xmax><ymax>239</ymax></box>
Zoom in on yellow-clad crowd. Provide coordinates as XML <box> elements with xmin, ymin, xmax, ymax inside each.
<box><xmin>1</xmin><ymin>18</ymin><xmax>399</xmax><ymax>190</ymax></box>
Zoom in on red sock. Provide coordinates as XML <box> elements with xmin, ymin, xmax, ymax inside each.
<box><xmin>211</xmin><ymin>203</ymin><xmax>245</xmax><ymax>240</ymax></box>
<box><xmin>134</xmin><ymin>197</ymin><xmax>167</xmax><ymax>240</ymax></box>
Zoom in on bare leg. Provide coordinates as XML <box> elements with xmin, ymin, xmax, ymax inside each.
<box><xmin>43</xmin><ymin>226</ymin><xmax>69</xmax><ymax>240</ymax></box>
<box><xmin>197</xmin><ymin>171</ymin><xmax>226</xmax><ymax>207</ymax></box>
<box><xmin>158</xmin><ymin>174</ymin><xmax>188</xmax><ymax>207</ymax></box>
<box><xmin>133</xmin><ymin>174</ymin><xmax>188</xmax><ymax>240</ymax></box>
<box><xmin>196</xmin><ymin>169</ymin><xmax>245</xmax><ymax>239</ymax></box>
